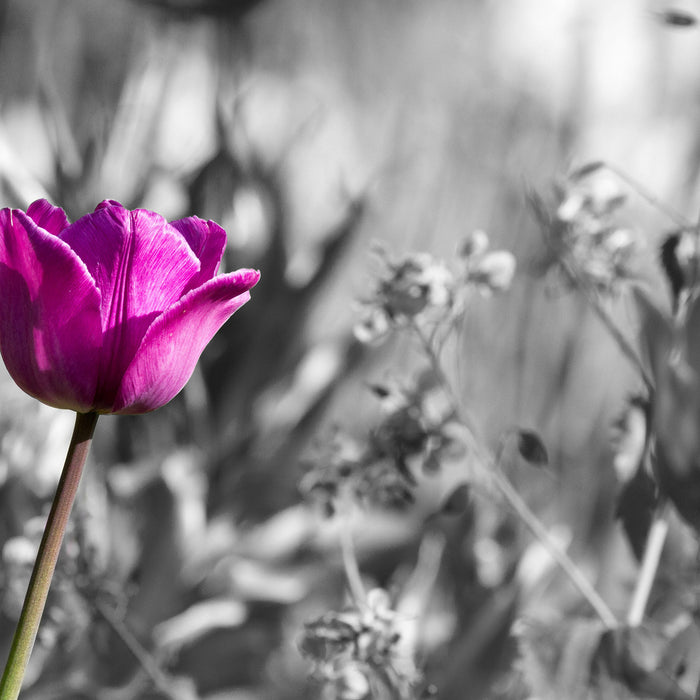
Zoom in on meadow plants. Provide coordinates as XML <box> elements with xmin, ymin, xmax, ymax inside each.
<box><xmin>298</xmin><ymin>163</ymin><xmax>700</xmax><ymax>700</ymax></box>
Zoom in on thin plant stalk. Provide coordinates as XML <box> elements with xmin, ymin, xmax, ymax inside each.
<box><xmin>93</xmin><ymin>600</ymin><xmax>185</xmax><ymax>699</ymax></box>
<box><xmin>560</xmin><ymin>259</ymin><xmax>653</xmax><ymax>392</ymax></box>
<box><xmin>626</xmin><ymin>504</ymin><xmax>670</xmax><ymax>627</ymax></box>
<box><xmin>0</xmin><ymin>411</ymin><xmax>98</xmax><ymax>700</ymax></box>
<box><xmin>71</xmin><ymin>513</ymin><xmax>181</xmax><ymax>697</ymax></box>
<box><xmin>411</xmin><ymin>321</ymin><xmax>481</xmax><ymax>440</ymax></box>
<box><xmin>491</xmin><ymin>466</ymin><xmax>617</xmax><ymax>628</ymax></box>
<box><xmin>585</xmin><ymin>287</ymin><xmax>653</xmax><ymax>391</ymax></box>
<box><xmin>338</xmin><ymin>496</ymin><xmax>367</xmax><ymax>606</ymax></box>
<box><xmin>412</xmin><ymin>323</ymin><xmax>618</xmax><ymax>629</ymax></box>
<box><xmin>602</xmin><ymin>163</ymin><xmax>691</xmax><ymax>230</ymax></box>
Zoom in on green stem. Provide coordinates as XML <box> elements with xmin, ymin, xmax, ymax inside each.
<box><xmin>0</xmin><ymin>411</ymin><xmax>98</xmax><ymax>700</ymax></box>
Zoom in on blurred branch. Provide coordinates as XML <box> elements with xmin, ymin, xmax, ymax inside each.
<box><xmin>528</xmin><ymin>189</ymin><xmax>653</xmax><ymax>392</ymax></box>
<box><xmin>72</xmin><ymin>497</ymin><xmax>194</xmax><ymax>700</ymax></box>
<box><xmin>411</xmin><ymin>323</ymin><xmax>618</xmax><ymax>629</ymax></box>
<box><xmin>626</xmin><ymin>503</ymin><xmax>669</xmax><ymax>627</ymax></box>
<box><xmin>488</xmin><ymin>464</ymin><xmax>617</xmax><ymax>629</ymax></box>
<box><xmin>603</xmin><ymin>162</ymin><xmax>692</xmax><ymax>230</ymax></box>
<box><xmin>562</xmin><ymin>260</ymin><xmax>653</xmax><ymax>393</ymax></box>
<box><xmin>93</xmin><ymin>600</ymin><xmax>193</xmax><ymax>700</ymax></box>
<box><xmin>338</xmin><ymin>501</ymin><xmax>367</xmax><ymax>607</ymax></box>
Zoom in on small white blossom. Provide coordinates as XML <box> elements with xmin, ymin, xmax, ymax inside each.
<box><xmin>469</xmin><ymin>250</ymin><xmax>517</xmax><ymax>293</ymax></box>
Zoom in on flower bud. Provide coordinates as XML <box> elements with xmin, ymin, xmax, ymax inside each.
<box><xmin>469</xmin><ymin>250</ymin><xmax>516</xmax><ymax>293</ymax></box>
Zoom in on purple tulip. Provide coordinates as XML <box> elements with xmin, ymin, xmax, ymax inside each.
<box><xmin>0</xmin><ymin>199</ymin><xmax>259</xmax><ymax>414</ymax></box>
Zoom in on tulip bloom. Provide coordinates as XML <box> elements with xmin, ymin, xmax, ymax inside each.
<box><xmin>0</xmin><ymin>199</ymin><xmax>260</xmax><ymax>698</ymax></box>
<box><xmin>0</xmin><ymin>199</ymin><xmax>259</xmax><ymax>414</ymax></box>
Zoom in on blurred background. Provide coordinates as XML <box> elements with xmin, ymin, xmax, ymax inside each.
<box><xmin>0</xmin><ymin>0</ymin><xmax>698</xmax><ymax>697</ymax></box>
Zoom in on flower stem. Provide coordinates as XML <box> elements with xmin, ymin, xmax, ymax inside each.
<box><xmin>603</xmin><ymin>163</ymin><xmax>691</xmax><ymax>229</ymax></box>
<box><xmin>412</xmin><ymin>322</ymin><xmax>618</xmax><ymax>629</ymax></box>
<box><xmin>339</xmin><ymin>497</ymin><xmax>366</xmax><ymax>606</ymax></box>
<box><xmin>490</xmin><ymin>466</ymin><xmax>617</xmax><ymax>628</ymax></box>
<box><xmin>92</xmin><ymin>599</ymin><xmax>184</xmax><ymax>698</ymax></box>
<box><xmin>0</xmin><ymin>411</ymin><xmax>98</xmax><ymax>700</ymax></box>
<box><xmin>626</xmin><ymin>503</ymin><xmax>669</xmax><ymax>627</ymax></box>
<box><xmin>561</xmin><ymin>260</ymin><xmax>653</xmax><ymax>392</ymax></box>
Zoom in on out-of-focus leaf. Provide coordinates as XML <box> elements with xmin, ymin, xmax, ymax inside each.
<box><xmin>658</xmin><ymin>9</ymin><xmax>697</xmax><ymax>27</ymax></box>
<box><xmin>660</xmin><ymin>232</ymin><xmax>688</xmax><ymax>311</ymax></box>
<box><xmin>394</xmin><ymin>532</ymin><xmax>446</xmax><ymax>664</ymax></box>
<box><xmin>615</xmin><ymin>463</ymin><xmax>658</xmax><ymax>561</ymax></box>
<box><xmin>661</xmin><ymin>619</ymin><xmax>700</xmax><ymax>695</ymax></box>
<box><xmin>235</xmin><ymin>505</ymin><xmax>316</xmax><ymax>562</ymax></box>
<box><xmin>254</xmin><ymin>342</ymin><xmax>348</xmax><ymax>439</ymax></box>
<box><xmin>612</xmin><ymin>396</ymin><xmax>657</xmax><ymax>559</ymax></box>
<box><xmin>99</xmin><ymin>35</ymin><xmax>174</xmax><ymax>206</ymax></box>
<box><xmin>225</xmin><ymin>558</ymin><xmax>309</xmax><ymax>604</ymax></box>
<box><xmin>100</xmin><ymin>476</ymin><xmax>186</xmax><ymax>686</ymax></box>
<box><xmin>154</xmin><ymin>597</ymin><xmax>248</xmax><ymax>652</ymax></box>
<box><xmin>515</xmin><ymin>429</ymin><xmax>549</xmax><ymax>468</ymax></box>
<box><xmin>568</xmin><ymin>161</ymin><xmax>605</xmax><ymax>180</ymax></box>
<box><xmin>160</xmin><ymin>449</ymin><xmax>208</xmax><ymax>559</ymax></box>
<box><xmin>594</xmin><ymin>624</ymin><xmax>695</xmax><ymax>700</ymax></box>
<box><xmin>634</xmin><ymin>286</ymin><xmax>700</xmax><ymax>535</ymax></box>
<box><xmin>128</xmin><ymin>0</ymin><xmax>267</xmax><ymax>20</ymax></box>
<box><xmin>440</xmin><ymin>483</ymin><xmax>470</xmax><ymax>515</ymax></box>
<box><xmin>439</xmin><ymin>585</ymin><xmax>518</xmax><ymax>700</ymax></box>
<box><xmin>612</xmin><ymin>396</ymin><xmax>649</xmax><ymax>484</ymax></box>
<box><xmin>0</xmin><ymin>123</ymin><xmax>51</xmax><ymax>207</ymax></box>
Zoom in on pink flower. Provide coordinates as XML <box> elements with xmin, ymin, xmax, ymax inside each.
<box><xmin>0</xmin><ymin>199</ymin><xmax>259</xmax><ymax>414</ymax></box>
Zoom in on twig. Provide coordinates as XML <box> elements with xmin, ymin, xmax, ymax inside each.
<box><xmin>412</xmin><ymin>322</ymin><xmax>619</xmax><ymax>629</ymax></box>
<box><xmin>71</xmin><ymin>497</ymin><xmax>190</xmax><ymax>700</ymax></box>
<box><xmin>603</xmin><ymin>163</ymin><xmax>691</xmax><ymax>230</ymax></box>
<box><xmin>491</xmin><ymin>466</ymin><xmax>617</xmax><ymax>628</ymax></box>
<box><xmin>562</xmin><ymin>261</ymin><xmax>654</xmax><ymax>392</ymax></box>
<box><xmin>626</xmin><ymin>504</ymin><xmax>669</xmax><ymax>627</ymax></box>
<box><xmin>587</xmin><ymin>287</ymin><xmax>653</xmax><ymax>392</ymax></box>
<box><xmin>411</xmin><ymin>321</ymin><xmax>481</xmax><ymax>442</ymax></box>
<box><xmin>93</xmin><ymin>600</ymin><xmax>190</xmax><ymax>700</ymax></box>
<box><xmin>338</xmin><ymin>497</ymin><xmax>366</xmax><ymax>606</ymax></box>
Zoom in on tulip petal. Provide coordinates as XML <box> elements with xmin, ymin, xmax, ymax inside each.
<box><xmin>27</xmin><ymin>199</ymin><xmax>70</xmax><ymax>236</ymax></box>
<box><xmin>113</xmin><ymin>268</ymin><xmax>260</xmax><ymax>414</ymax></box>
<box><xmin>95</xmin><ymin>199</ymin><xmax>122</xmax><ymax>211</ymax></box>
<box><xmin>60</xmin><ymin>204</ymin><xmax>202</xmax><ymax>407</ymax></box>
<box><xmin>0</xmin><ymin>208</ymin><xmax>102</xmax><ymax>411</ymax></box>
<box><xmin>170</xmin><ymin>217</ymin><xmax>226</xmax><ymax>291</ymax></box>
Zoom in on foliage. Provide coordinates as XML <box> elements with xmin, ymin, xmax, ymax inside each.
<box><xmin>1</xmin><ymin>3</ymin><xmax>700</xmax><ymax>700</ymax></box>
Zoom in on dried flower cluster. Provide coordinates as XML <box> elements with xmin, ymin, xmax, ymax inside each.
<box><xmin>354</xmin><ymin>237</ymin><xmax>516</xmax><ymax>345</ymax></box>
<box><xmin>300</xmin><ymin>588</ymin><xmax>421</xmax><ymax>700</ymax></box>
<box><xmin>301</xmin><ymin>377</ymin><xmax>463</xmax><ymax>514</ymax></box>
<box><xmin>532</xmin><ymin>170</ymin><xmax>639</xmax><ymax>293</ymax></box>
